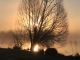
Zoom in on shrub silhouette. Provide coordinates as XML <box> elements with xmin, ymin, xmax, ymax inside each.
<box><xmin>45</xmin><ymin>48</ymin><xmax>58</xmax><ymax>56</ymax></box>
<box><xmin>74</xmin><ymin>53</ymin><xmax>79</xmax><ymax>56</ymax></box>
<box><xmin>13</xmin><ymin>46</ymin><xmax>21</xmax><ymax>50</ymax></box>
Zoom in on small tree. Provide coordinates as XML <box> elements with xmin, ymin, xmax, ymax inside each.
<box><xmin>11</xmin><ymin>29</ymin><xmax>27</xmax><ymax>49</ymax></box>
<box><xmin>18</xmin><ymin>0</ymin><xmax>68</xmax><ymax>51</ymax></box>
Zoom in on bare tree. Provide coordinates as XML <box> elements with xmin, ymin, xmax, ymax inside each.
<box><xmin>11</xmin><ymin>29</ymin><xmax>27</xmax><ymax>48</ymax></box>
<box><xmin>18</xmin><ymin>0</ymin><xmax>68</xmax><ymax>51</ymax></box>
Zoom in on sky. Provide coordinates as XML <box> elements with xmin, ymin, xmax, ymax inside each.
<box><xmin>0</xmin><ymin>0</ymin><xmax>80</xmax><ymax>55</ymax></box>
<box><xmin>0</xmin><ymin>0</ymin><xmax>20</xmax><ymax>31</ymax></box>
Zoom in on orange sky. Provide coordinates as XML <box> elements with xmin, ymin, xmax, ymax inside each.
<box><xmin>64</xmin><ymin>0</ymin><xmax>80</xmax><ymax>33</ymax></box>
<box><xmin>0</xmin><ymin>0</ymin><xmax>80</xmax><ymax>32</ymax></box>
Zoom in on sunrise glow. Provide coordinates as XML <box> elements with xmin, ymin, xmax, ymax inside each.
<box><xmin>34</xmin><ymin>44</ymin><xmax>39</xmax><ymax>52</ymax></box>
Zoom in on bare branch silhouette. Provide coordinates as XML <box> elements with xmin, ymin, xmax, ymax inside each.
<box><xmin>18</xmin><ymin>0</ymin><xmax>68</xmax><ymax>51</ymax></box>
<box><xmin>11</xmin><ymin>29</ymin><xmax>28</xmax><ymax>48</ymax></box>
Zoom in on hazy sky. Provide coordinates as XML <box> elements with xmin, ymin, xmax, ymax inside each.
<box><xmin>0</xmin><ymin>0</ymin><xmax>20</xmax><ymax>31</ymax></box>
<box><xmin>0</xmin><ymin>0</ymin><xmax>80</xmax><ymax>55</ymax></box>
<box><xmin>0</xmin><ymin>0</ymin><xmax>80</xmax><ymax>32</ymax></box>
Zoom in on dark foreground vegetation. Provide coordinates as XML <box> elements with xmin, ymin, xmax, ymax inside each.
<box><xmin>0</xmin><ymin>48</ymin><xmax>80</xmax><ymax>60</ymax></box>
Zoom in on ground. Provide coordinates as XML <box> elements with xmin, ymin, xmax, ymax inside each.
<box><xmin>0</xmin><ymin>48</ymin><xmax>79</xmax><ymax>60</ymax></box>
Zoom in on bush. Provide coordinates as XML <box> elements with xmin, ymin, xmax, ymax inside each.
<box><xmin>45</xmin><ymin>48</ymin><xmax>58</xmax><ymax>56</ymax></box>
<box><xmin>74</xmin><ymin>53</ymin><xmax>79</xmax><ymax>56</ymax></box>
<box><xmin>13</xmin><ymin>46</ymin><xmax>21</xmax><ymax>50</ymax></box>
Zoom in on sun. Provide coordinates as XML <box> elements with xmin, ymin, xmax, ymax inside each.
<box><xmin>34</xmin><ymin>44</ymin><xmax>39</xmax><ymax>52</ymax></box>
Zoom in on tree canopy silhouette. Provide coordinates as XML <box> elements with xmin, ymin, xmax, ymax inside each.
<box><xmin>18</xmin><ymin>0</ymin><xmax>68</xmax><ymax>51</ymax></box>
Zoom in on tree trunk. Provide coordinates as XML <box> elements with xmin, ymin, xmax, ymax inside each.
<box><xmin>31</xmin><ymin>42</ymin><xmax>38</xmax><ymax>52</ymax></box>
